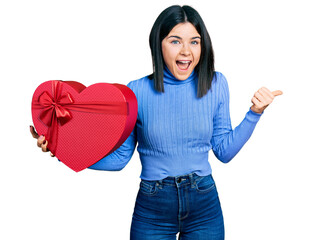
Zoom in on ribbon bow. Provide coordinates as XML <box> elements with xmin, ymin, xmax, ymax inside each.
<box><xmin>39</xmin><ymin>87</ymin><xmax>73</xmax><ymax>127</ymax></box>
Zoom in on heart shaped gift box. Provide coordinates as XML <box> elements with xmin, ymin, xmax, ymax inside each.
<box><xmin>31</xmin><ymin>80</ymin><xmax>137</xmax><ymax>172</ymax></box>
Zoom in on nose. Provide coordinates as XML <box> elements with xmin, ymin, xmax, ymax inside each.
<box><xmin>180</xmin><ymin>43</ymin><xmax>191</xmax><ymax>56</ymax></box>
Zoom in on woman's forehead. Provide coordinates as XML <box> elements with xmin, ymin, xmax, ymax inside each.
<box><xmin>167</xmin><ymin>22</ymin><xmax>200</xmax><ymax>38</ymax></box>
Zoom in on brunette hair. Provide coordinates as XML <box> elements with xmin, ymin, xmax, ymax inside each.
<box><xmin>148</xmin><ymin>5</ymin><xmax>215</xmax><ymax>98</ymax></box>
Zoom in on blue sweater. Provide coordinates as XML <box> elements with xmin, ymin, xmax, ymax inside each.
<box><xmin>89</xmin><ymin>68</ymin><xmax>262</xmax><ymax>180</ymax></box>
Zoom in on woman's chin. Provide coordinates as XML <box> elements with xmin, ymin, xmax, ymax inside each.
<box><xmin>173</xmin><ymin>68</ymin><xmax>194</xmax><ymax>80</ymax></box>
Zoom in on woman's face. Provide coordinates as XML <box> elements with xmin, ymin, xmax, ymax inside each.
<box><xmin>162</xmin><ymin>22</ymin><xmax>201</xmax><ymax>80</ymax></box>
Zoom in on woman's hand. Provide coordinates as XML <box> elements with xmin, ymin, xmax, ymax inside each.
<box><xmin>250</xmin><ymin>87</ymin><xmax>283</xmax><ymax>114</ymax></box>
<box><xmin>30</xmin><ymin>125</ymin><xmax>55</xmax><ymax>157</ymax></box>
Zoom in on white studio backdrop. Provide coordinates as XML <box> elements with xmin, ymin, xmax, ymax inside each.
<box><xmin>0</xmin><ymin>0</ymin><xmax>311</xmax><ymax>239</ymax></box>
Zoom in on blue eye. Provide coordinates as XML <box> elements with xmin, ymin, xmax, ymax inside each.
<box><xmin>171</xmin><ymin>40</ymin><xmax>180</xmax><ymax>44</ymax></box>
<box><xmin>191</xmin><ymin>41</ymin><xmax>199</xmax><ymax>45</ymax></box>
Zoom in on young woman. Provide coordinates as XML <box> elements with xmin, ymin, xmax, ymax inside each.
<box><xmin>31</xmin><ymin>5</ymin><xmax>282</xmax><ymax>240</ymax></box>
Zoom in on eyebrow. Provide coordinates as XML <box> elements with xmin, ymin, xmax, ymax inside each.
<box><xmin>167</xmin><ymin>35</ymin><xmax>201</xmax><ymax>40</ymax></box>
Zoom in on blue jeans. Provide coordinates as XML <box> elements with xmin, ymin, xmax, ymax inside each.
<box><xmin>130</xmin><ymin>172</ymin><xmax>224</xmax><ymax>240</ymax></box>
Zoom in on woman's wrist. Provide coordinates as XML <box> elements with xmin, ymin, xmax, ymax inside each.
<box><xmin>250</xmin><ymin>105</ymin><xmax>263</xmax><ymax>114</ymax></box>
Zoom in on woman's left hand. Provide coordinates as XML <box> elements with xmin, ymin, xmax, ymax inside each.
<box><xmin>250</xmin><ymin>87</ymin><xmax>283</xmax><ymax>114</ymax></box>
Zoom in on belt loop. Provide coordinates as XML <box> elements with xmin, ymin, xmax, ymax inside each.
<box><xmin>157</xmin><ymin>180</ymin><xmax>163</xmax><ymax>189</ymax></box>
<box><xmin>189</xmin><ymin>172</ymin><xmax>195</xmax><ymax>188</ymax></box>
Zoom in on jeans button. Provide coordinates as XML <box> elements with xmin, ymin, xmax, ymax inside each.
<box><xmin>177</xmin><ymin>178</ymin><xmax>181</xmax><ymax>183</ymax></box>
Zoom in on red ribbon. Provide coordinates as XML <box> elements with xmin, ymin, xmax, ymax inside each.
<box><xmin>32</xmin><ymin>80</ymin><xmax>128</xmax><ymax>154</ymax></box>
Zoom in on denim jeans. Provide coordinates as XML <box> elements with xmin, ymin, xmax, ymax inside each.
<box><xmin>130</xmin><ymin>172</ymin><xmax>224</xmax><ymax>240</ymax></box>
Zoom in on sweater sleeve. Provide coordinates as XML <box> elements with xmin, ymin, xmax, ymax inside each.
<box><xmin>211</xmin><ymin>73</ymin><xmax>262</xmax><ymax>163</ymax></box>
<box><xmin>88</xmin><ymin>81</ymin><xmax>138</xmax><ymax>171</ymax></box>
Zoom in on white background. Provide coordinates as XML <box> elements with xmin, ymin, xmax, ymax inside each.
<box><xmin>1</xmin><ymin>0</ymin><xmax>311</xmax><ymax>239</ymax></box>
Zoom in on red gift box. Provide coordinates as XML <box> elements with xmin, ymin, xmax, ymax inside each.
<box><xmin>31</xmin><ymin>80</ymin><xmax>137</xmax><ymax>172</ymax></box>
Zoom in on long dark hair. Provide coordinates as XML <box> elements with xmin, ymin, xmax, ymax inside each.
<box><xmin>148</xmin><ymin>5</ymin><xmax>215</xmax><ymax>98</ymax></box>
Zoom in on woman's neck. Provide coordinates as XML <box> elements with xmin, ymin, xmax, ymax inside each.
<box><xmin>163</xmin><ymin>66</ymin><xmax>197</xmax><ymax>85</ymax></box>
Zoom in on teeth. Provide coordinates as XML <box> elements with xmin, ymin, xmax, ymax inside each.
<box><xmin>178</xmin><ymin>61</ymin><xmax>191</xmax><ymax>63</ymax></box>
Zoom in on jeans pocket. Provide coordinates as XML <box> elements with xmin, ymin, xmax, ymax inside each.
<box><xmin>194</xmin><ymin>174</ymin><xmax>216</xmax><ymax>193</ymax></box>
<box><xmin>139</xmin><ymin>180</ymin><xmax>159</xmax><ymax>196</ymax></box>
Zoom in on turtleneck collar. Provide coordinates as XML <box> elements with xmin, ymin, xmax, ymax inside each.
<box><xmin>163</xmin><ymin>66</ymin><xmax>197</xmax><ymax>85</ymax></box>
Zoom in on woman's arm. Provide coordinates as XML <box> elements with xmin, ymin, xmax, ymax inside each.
<box><xmin>88</xmin><ymin>125</ymin><xmax>137</xmax><ymax>171</ymax></box>
<box><xmin>211</xmin><ymin>73</ymin><xmax>282</xmax><ymax>163</ymax></box>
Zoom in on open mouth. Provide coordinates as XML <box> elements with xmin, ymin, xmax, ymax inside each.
<box><xmin>176</xmin><ymin>60</ymin><xmax>192</xmax><ymax>71</ymax></box>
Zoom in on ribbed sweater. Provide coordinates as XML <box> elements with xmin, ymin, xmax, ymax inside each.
<box><xmin>89</xmin><ymin>68</ymin><xmax>263</xmax><ymax>180</ymax></box>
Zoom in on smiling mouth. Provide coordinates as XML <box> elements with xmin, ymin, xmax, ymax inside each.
<box><xmin>176</xmin><ymin>60</ymin><xmax>192</xmax><ymax>71</ymax></box>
